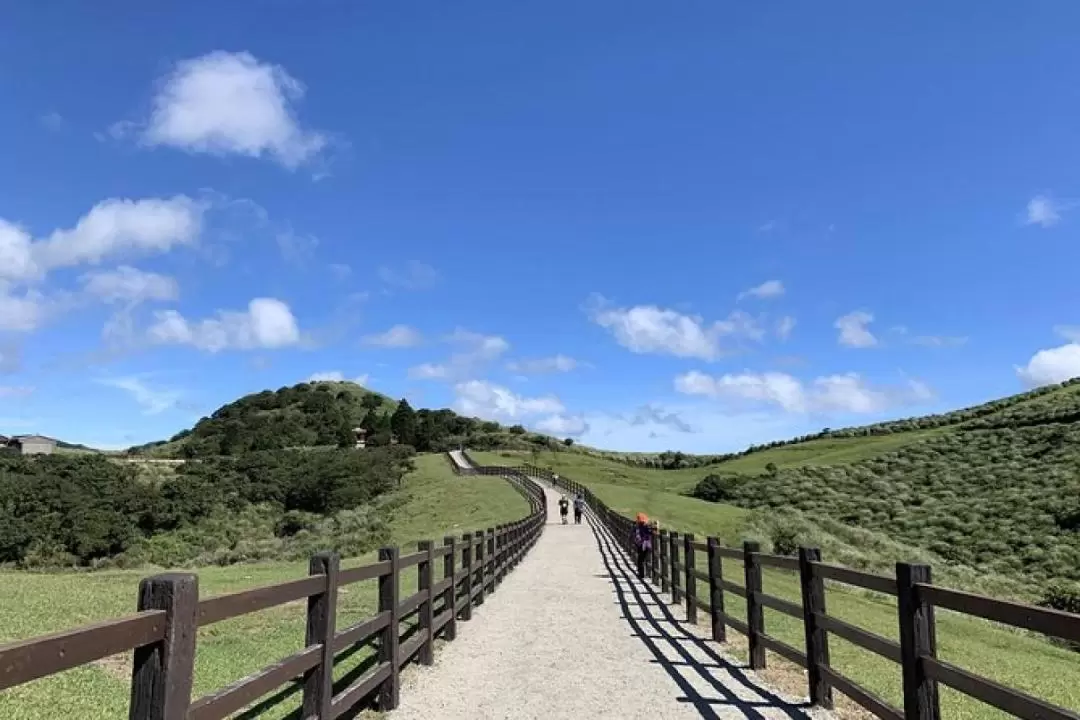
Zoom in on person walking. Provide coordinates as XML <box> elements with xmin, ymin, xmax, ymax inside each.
<box><xmin>631</xmin><ymin>513</ymin><xmax>654</xmax><ymax>580</ymax></box>
<box><xmin>558</xmin><ymin>495</ymin><xmax>570</xmax><ymax>524</ymax></box>
<box><xmin>573</xmin><ymin>493</ymin><xmax>585</xmax><ymax>524</ymax></box>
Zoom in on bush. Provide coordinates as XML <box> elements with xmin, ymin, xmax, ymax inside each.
<box><xmin>691</xmin><ymin>474</ymin><xmax>743</xmax><ymax>503</ymax></box>
<box><xmin>771</xmin><ymin>524</ymin><xmax>800</xmax><ymax>556</ymax></box>
<box><xmin>1039</xmin><ymin>582</ymin><xmax>1080</xmax><ymax>651</ymax></box>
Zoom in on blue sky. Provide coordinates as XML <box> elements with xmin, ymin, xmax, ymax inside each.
<box><xmin>3</xmin><ymin>1</ymin><xmax>1080</xmax><ymax>452</ymax></box>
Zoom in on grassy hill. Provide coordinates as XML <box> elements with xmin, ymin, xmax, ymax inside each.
<box><xmin>129</xmin><ymin>380</ymin><xmax>563</xmax><ymax>458</ymax></box>
<box><xmin>474</xmin><ymin>377</ymin><xmax>1080</xmax><ymax>594</ymax></box>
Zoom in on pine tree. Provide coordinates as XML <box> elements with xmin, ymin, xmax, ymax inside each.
<box><xmin>390</xmin><ymin>399</ymin><xmax>417</xmax><ymax>447</ymax></box>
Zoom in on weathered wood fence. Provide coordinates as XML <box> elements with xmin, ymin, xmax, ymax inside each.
<box><xmin>529</xmin><ymin>462</ymin><xmax>1080</xmax><ymax>720</ymax></box>
<box><xmin>0</xmin><ymin>455</ymin><xmax>545</xmax><ymax>719</ymax></box>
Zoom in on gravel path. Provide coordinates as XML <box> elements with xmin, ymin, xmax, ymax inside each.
<box><xmin>447</xmin><ymin>449</ymin><xmax>470</xmax><ymax>471</ymax></box>
<box><xmin>389</xmin><ymin>482</ymin><xmax>828</xmax><ymax>720</ymax></box>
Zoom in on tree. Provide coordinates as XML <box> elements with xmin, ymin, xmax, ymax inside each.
<box><xmin>361</xmin><ymin>394</ymin><xmax>382</xmax><ymax>411</ymax></box>
<box><xmin>390</xmin><ymin>398</ymin><xmax>417</xmax><ymax>447</ymax></box>
<box><xmin>563</xmin><ymin>438</ymin><xmax>574</xmax><ymax>447</ymax></box>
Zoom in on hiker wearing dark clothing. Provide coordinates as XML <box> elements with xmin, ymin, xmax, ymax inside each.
<box><xmin>558</xmin><ymin>495</ymin><xmax>570</xmax><ymax>524</ymax></box>
<box><xmin>631</xmin><ymin>513</ymin><xmax>654</xmax><ymax>580</ymax></box>
<box><xmin>573</xmin><ymin>494</ymin><xmax>585</xmax><ymax>524</ymax></box>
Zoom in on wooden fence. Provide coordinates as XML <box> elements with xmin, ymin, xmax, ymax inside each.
<box><xmin>0</xmin><ymin>456</ymin><xmax>546</xmax><ymax>719</ymax></box>
<box><xmin>527</xmin><ymin>462</ymin><xmax>1080</xmax><ymax>720</ymax></box>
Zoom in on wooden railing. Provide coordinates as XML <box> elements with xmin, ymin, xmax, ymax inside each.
<box><xmin>0</xmin><ymin>455</ymin><xmax>546</xmax><ymax>719</ymax></box>
<box><xmin>528</xmin><ymin>463</ymin><xmax>1080</xmax><ymax>720</ymax></box>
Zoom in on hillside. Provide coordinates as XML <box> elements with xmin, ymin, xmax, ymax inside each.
<box><xmin>479</xmin><ymin>377</ymin><xmax>1080</xmax><ymax>595</ymax></box>
<box><xmin>130</xmin><ymin>380</ymin><xmax>561</xmax><ymax>458</ymax></box>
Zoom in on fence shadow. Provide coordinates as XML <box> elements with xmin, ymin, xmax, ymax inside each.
<box><xmin>588</xmin><ymin>512</ymin><xmax>814</xmax><ymax>720</ymax></box>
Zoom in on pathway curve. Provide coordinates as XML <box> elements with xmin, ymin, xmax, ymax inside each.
<box><xmin>390</xmin><ymin>480</ymin><xmax>828</xmax><ymax>720</ymax></box>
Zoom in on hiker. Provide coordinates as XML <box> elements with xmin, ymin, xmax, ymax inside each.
<box><xmin>631</xmin><ymin>513</ymin><xmax>654</xmax><ymax>580</ymax></box>
<box><xmin>573</xmin><ymin>493</ymin><xmax>585</xmax><ymax>524</ymax></box>
<box><xmin>558</xmin><ymin>495</ymin><xmax>570</xmax><ymax>524</ymax></box>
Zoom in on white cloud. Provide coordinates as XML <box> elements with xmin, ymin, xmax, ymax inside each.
<box><xmin>453</xmin><ymin>380</ymin><xmax>564</xmax><ymax>421</ymax></box>
<box><xmin>410</xmin><ymin>329</ymin><xmax>509</xmax><ymax>380</ymax></box>
<box><xmin>738</xmin><ymin>280</ymin><xmax>785</xmax><ymax>301</ymax></box>
<box><xmin>588</xmin><ymin>297</ymin><xmax>762</xmax><ymax>361</ymax></box>
<box><xmin>148</xmin><ymin>297</ymin><xmax>300</xmax><ymax>352</ymax></box>
<box><xmin>1016</xmin><ymin>343</ymin><xmax>1080</xmax><ymax>387</ymax></box>
<box><xmin>1026</xmin><ymin>194</ymin><xmax>1064</xmax><ymax>228</ymax></box>
<box><xmin>677</xmin><ymin>370</ymin><xmax>808</xmax><ymax>412</ymax></box>
<box><xmin>506</xmin><ymin>354</ymin><xmax>578</xmax><ymax>374</ymax></box>
<box><xmin>675</xmin><ymin>370</ymin><xmax>931</xmax><ymax>415</ymax></box>
<box><xmin>36</xmin><ymin>197</ymin><xmax>202</xmax><ymax>275</ymax></box>
<box><xmin>0</xmin><ymin>197</ymin><xmax>201</xmax><ymax>285</ymax></box>
<box><xmin>835</xmin><ymin>311</ymin><xmax>877</xmax><ymax>348</ymax></box>
<box><xmin>535</xmin><ymin>414</ymin><xmax>589</xmax><ymax>437</ymax></box>
<box><xmin>0</xmin><ymin>285</ymin><xmax>48</xmax><ymax>332</ymax></box>
<box><xmin>141</xmin><ymin>51</ymin><xmax>326</xmax><ymax>169</ymax></box>
<box><xmin>363</xmin><ymin>324</ymin><xmax>423</xmax><ymax>348</ymax></box>
<box><xmin>308</xmin><ymin>371</ymin><xmax>369</xmax><ymax>385</ymax></box>
<box><xmin>97</xmin><ymin>376</ymin><xmax>181</xmax><ymax>415</ymax></box>
<box><xmin>378</xmin><ymin>261</ymin><xmax>439</xmax><ymax>290</ymax></box>
<box><xmin>408</xmin><ymin>363</ymin><xmax>449</xmax><ymax>380</ymax></box>
<box><xmin>0</xmin><ymin>385</ymin><xmax>34</xmax><ymax>399</ymax></box>
<box><xmin>81</xmin><ymin>266</ymin><xmax>178</xmax><ymax>304</ymax></box>
<box><xmin>447</xmin><ymin>328</ymin><xmax>509</xmax><ymax>359</ymax></box>
<box><xmin>776</xmin><ymin>316</ymin><xmax>796</xmax><ymax>341</ymax></box>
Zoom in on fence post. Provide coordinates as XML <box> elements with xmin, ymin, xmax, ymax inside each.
<box><xmin>659</xmin><ymin>530</ymin><xmax>670</xmax><ymax>594</ymax></box>
<box><xmin>496</xmin><ymin>525</ymin><xmax>505</xmax><ymax>584</ymax></box>
<box><xmin>744</xmin><ymin>540</ymin><xmax>765</xmax><ymax>670</ymax></box>
<box><xmin>474</xmin><ymin>529</ymin><xmax>485</xmax><ymax>605</ymax></box>
<box><xmin>684</xmin><ymin>533</ymin><xmax>698</xmax><ymax>623</ymax></box>
<box><xmin>418</xmin><ymin>541</ymin><xmax>435</xmax><ymax>665</ymax></box>
<box><xmin>302</xmin><ymin>552</ymin><xmax>339</xmax><ymax>719</ymax></box>
<box><xmin>707</xmin><ymin>537</ymin><xmax>725</xmax><ymax>642</ymax></box>
<box><xmin>128</xmin><ymin>573</ymin><xmax>198</xmax><ymax>720</ymax></box>
<box><xmin>799</xmin><ymin>547</ymin><xmax>831</xmax><ymax>708</ymax></box>
<box><xmin>461</xmin><ymin>532</ymin><xmax>474</xmax><ymax>620</ymax></box>
<box><xmin>651</xmin><ymin>528</ymin><xmax>661</xmax><ymax>582</ymax></box>
<box><xmin>442</xmin><ymin>536</ymin><xmax>458</xmax><ymax>640</ymax></box>
<box><xmin>897</xmin><ymin>563</ymin><xmax>940</xmax><ymax>720</ymax></box>
<box><xmin>486</xmin><ymin>528</ymin><xmax>496</xmax><ymax>593</ymax></box>
<box><xmin>670</xmin><ymin>532</ymin><xmax>682</xmax><ymax>604</ymax></box>
<box><xmin>377</xmin><ymin>546</ymin><xmax>400</xmax><ymax>711</ymax></box>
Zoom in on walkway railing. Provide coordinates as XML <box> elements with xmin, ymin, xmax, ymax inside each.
<box><xmin>524</xmin><ymin>461</ymin><xmax>1080</xmax><ymax>720</ymax></box>
<box><xmin>0</xmin><ymin>454</ymin><xmax>546</xmax><ymax>719</ymax></box>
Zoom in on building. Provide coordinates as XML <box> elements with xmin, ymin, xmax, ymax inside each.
<box><xmin>353</xmin><ymin>427</ymin><xmax>367</xmax><ymax>449</ymax></box>
<box><xmin>5</xmin><ymin>435</ymin><xmax>57</xmax><ymax>455</ymax></box>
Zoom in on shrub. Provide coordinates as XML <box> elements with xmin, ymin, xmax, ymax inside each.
<box><xmin>691</xmin><ymin>474</ymin><xmax>743</xmax><ymax>503</ymax></box>
<box><xmin>771</xmin><ymin>524</ymin><xmax>800</xmax><ymax>556</ymax></box>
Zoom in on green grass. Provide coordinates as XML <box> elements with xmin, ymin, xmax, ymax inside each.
<box><xmin>0</xmin><ymin>453</ymin><xmax>528</xmax><ymax>719</ymax></box>
<box><xmin>700</xmin><ymin>428</ymin><xmax>944</xmax><ymax>473</ymax></box>
<box><xmin>511</xmin><ymin>451</ymin><xmax>1080</xmax><ymax>719</ymax></box>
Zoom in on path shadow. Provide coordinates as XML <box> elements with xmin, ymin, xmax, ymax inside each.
<box><xmin>587</xmin><ymin>511</ymin><xmax>816</xmax><ymax>720</ymax></box>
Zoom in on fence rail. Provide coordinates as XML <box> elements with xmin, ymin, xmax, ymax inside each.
<box><xmin>527</xmin><ymin>462</ymin><xmax>1080</xmax><ymax>720</ymax></box>
<box><xmin>0</xmin><ymin>453</ymin><xmax>546</xmax><ymax>719</ymax></box>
